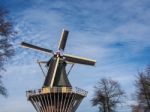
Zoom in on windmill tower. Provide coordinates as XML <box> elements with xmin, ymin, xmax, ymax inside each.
<box><xmin>21</xmin><ymin>29</ymin><xmax>96</xmax><ymax>112</ymax></box>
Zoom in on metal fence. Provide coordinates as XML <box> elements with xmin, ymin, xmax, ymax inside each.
<box><xmin>26</xmin><ymin>87</ymin><xmax>88</xmax><ymax>98</ymax></box>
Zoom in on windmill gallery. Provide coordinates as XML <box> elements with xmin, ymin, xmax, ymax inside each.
<box><xmin>21</xmin><ymin>29</ymin><xmax>96</xmax><ymax>112</ymax></box>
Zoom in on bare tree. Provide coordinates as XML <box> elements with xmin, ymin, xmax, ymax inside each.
<box><xmin>131</xmin><ymin>104</ymin><xmax>141</xmax><ymax>112</ymax></box>
<box><xmin>134</xmin><ymin>65</ymin><xmax>150</xmax><ymax>111</ymax></box>
<box><xmin>91</xmin><ymin>78</ymin><xmax>125</xmax><ymax>112</ymax></box>
<box><xmin>0</xmin><ymin>7</ymin><xmax>15</xmax><ymax>97</ymax></box>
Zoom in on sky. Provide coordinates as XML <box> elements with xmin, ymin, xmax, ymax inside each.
<box><xmin>0</xmin><ymin>0</ymin><xmax>150</xmax><ymax>112</ymax></box>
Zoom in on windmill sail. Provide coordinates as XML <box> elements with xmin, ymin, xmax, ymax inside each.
<box><xmin>64</xmin><ymin>54</ymin><xmax>96</xmax><ymax>66</ymax></box>
<box><xmin>43</xmin><ymin>57</ymin><xmax>57</xmax><ymax>87</ymax></box>
<box><xmin>21</xmin><ymin>42</ymin><xmax>53</xmax><ymax>54</ymax></box>
<box><xmin>58</xmin><ymin>29</ymin><xmax>69</xmax><ymax>51</ymax></box>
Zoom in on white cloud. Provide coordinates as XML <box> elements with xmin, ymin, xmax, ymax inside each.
<box><xmin>1</xmin><ymin>0</ymin><xmax>150</xmax><ymax>112</ymax></box>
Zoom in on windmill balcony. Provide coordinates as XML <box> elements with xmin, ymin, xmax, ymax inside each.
<box><xmin>26</xmin><ymin>87</ymin><xmax>88</xmax><ymax>112</ymax></box>
<box><xmin>26</xmin><ymin>87</ymin><xmax>88</xmax><ymax>98</ymax></box>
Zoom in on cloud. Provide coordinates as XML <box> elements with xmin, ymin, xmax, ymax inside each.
<box><xmin>0</xmin><ymin>96</ymin><xmax>35</xmax><ymax>112</ymax></box>
<box><xmin>0</xmin><ymin>0</ymin><xmax>150</xmax><ymax>112</ymax></box>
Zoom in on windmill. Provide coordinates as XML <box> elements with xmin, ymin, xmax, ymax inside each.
<box><xmin>21</xmin><ymin>29</ymin><xmax>96</xmax><ymax>112</ymax></box>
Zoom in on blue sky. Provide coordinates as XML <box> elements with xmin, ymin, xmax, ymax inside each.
<box><xmin>0</xmin><ymin>0</ymin><xmax>150</xmax><ymax>112</ymax></box>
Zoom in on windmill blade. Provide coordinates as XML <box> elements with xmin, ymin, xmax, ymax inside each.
<box><xmin>43</xmin><ymin>57</ymin><xmax>60</xmax><ymax>87</ymax></box>
<box><xmin>50</xmin><ymin>57</ymin><xmax>60</xmax><ymax>87</ymax></box>
<box><xmin>63</xmin><ymin>54</ymin><xmax>96</xmax><ymax>66</ymax></box>
<box><xmin>58</xmin><ymin>29</ymin><xmax>69</xmax><ymax>51</ymax></box>
<box><xmin>21</xmin><ymin>42</ymin><xmax>53</xmax><ymax>54</ymax></box>
<box><xmin>37</xmin><ymin>60</ymin><xmax>47</xmax><ymax>64</ymax></box>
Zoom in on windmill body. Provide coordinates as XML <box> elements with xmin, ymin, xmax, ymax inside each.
<box><xmin>22</xmin><ymin>29</ymin><xmax>96</xmax><ymax>112</ymax></box>
<box><xmin>44</xmin><ymin>56</ymin><xmax>71</xmax><ymax>87</ymax></box>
